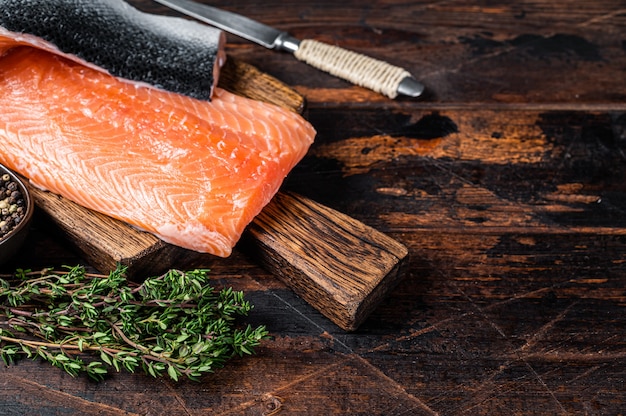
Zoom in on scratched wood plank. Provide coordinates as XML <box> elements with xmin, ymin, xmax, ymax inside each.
<box><xmin>288</xmin><ymin>107</ymin><xmax>626</xmax><ymax>235</ymax></box>
<box><xmin>364</xmin><ymin>233</ymin><xmax>626</xmax><ymax>415</ymax></box>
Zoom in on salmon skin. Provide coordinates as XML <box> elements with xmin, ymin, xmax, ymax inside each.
<box><xmin>0</xmin><ymin>29</ymin><xmax>316</xmax><ymax>257</ymax></box>
<box><xmin>0</xmin><ymin>0</ymin><xmax>226</xmax><ymax>100</ymax></box>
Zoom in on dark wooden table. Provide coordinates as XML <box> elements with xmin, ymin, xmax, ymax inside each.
<box><xmin>2</xmin><ymin>1</ymin><xmax>626</xmax><ymax>414</ymax></box>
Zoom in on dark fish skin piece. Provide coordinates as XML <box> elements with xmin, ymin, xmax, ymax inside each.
<box><xmin>0</xmin><ymin>0</ymin><xmax>225</xmax><ymax>100</ymax></box>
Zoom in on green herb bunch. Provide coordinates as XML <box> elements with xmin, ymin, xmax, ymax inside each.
<box><xmin>0</xmin><ymin>265</ymin><xmax>269</xmax><ymax>381</ymax></box>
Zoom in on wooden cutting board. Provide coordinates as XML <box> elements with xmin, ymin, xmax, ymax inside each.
<box><xmin>26</xmin><ymin>59</ymin><xmax>408</xmax><ymax>331</ymax></box>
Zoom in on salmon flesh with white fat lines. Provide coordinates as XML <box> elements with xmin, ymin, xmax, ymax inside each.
<box><xmin>0</xmin><ymin>0</ymin><xmax>316</xmax><ymax>256</ymax></box>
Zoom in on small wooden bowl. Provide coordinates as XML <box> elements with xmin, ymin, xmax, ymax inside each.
<box><xmin>0</xmin><ymin>164</ymin><xmax>34</xmax><ymax>266</ymax></box>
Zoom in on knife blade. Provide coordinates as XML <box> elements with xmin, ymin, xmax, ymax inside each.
<box><xmin>152</xmin><ymin>0</ymin><xmax>424</xmax><ymax>99</ymax></box>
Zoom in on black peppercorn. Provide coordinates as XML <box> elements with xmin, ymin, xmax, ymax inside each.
<box><xmin>0</xmin><ymin>176</ymin><xmax>26</xmax><ymax>241</ymax></box>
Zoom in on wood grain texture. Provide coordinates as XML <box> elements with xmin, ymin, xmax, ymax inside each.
<box><xmin>218</xmin><ymin>58</ymin><xmax>306</xmax><ymax>113</ymax></box>
<box><xmin>245</xmin><ymin>192</ymin><xmax>408</xmax><ymax>330</ymax></box>
<box><xmin>2</xmin><ymin>0</ymin><xmax>626</xmax><ymax>414</ymax></box>
<box><xmin>25</xmin><ymin>184</ymin><xmax>186</xmax><ymax>276</ymax></box>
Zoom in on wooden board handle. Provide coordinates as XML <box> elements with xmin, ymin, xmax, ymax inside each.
<box><xmin>244</xmin><ymin>192</ymin><xmax>408</xmax><ymax>330</ymax></box>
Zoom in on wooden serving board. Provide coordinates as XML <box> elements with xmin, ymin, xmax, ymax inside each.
<box><xmin>26</xmin><ymin>59</ymin><xmax>408</xmax><ymax>331</ymax></box>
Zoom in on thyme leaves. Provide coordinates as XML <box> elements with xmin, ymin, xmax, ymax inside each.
<box><xmin>0</xmin><ymin>265</ymin><xmax>269</xmax><ymax>381</ymax></box>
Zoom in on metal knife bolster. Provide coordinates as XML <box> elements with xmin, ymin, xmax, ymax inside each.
<box><xmin>273</xmin><ymin>33</ymin><xmax>300</xmax><ymax>53</ymax></box>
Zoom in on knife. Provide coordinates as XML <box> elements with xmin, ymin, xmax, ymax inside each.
<box><xmin>152</xmin><ymin>0</ymin><xmax>424</xmax><ymax>99</ymax></box>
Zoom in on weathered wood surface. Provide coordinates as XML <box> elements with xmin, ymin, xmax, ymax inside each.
<box><xmin>2</xmin><ymin>0</ymin><xmax>626</xmax><ymax>414</ymax></box>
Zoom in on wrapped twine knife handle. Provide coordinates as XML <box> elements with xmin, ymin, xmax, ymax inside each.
<box><xmin>293</xmin><ymin>39</ymin><xmax>423</xmax><ymax>99</ymax></box>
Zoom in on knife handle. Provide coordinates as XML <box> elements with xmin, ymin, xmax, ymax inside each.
<box><xmin>293</xmin><ymin>39</ymin><xmax>416</xmax><ymax>99</ymax></box>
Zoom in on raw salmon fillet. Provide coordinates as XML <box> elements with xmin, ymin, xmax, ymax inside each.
<box><xmin>0</xmin><ymin>0</ymin><xmax>226</xmax><ymax>100</ymax></box>
<box><xmin>0</xmin><ymin>33</ymin><xmax>316</xmax><ymax>257</ymax></box>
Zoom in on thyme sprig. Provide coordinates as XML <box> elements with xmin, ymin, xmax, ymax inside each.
<box><xmin>0</xmin><ymin>265</ymin><xmax>269</xmax><ymax>381</ymax></box>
